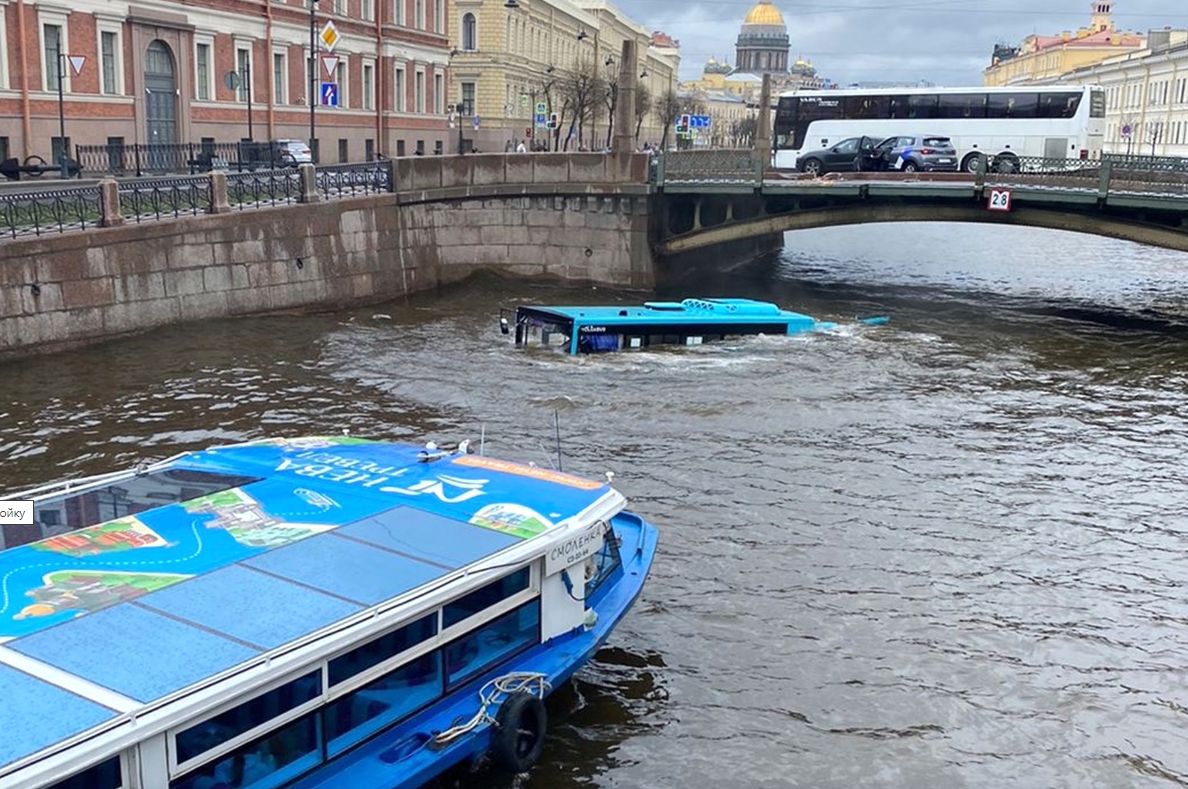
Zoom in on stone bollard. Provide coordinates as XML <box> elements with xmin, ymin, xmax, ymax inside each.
<box><xmin>299</xmin><ymin>163</ymin><xmax>320</xmax><ymax>203</ymax></box>
<box><xmin>210</xmin><ymin>171</ymin><xmax>231</xmax><ymax>214</ymax></box>
<box><xmin>98</xmin><ymin>179</ymin><xmax>124</xmax><ymax>227</ymax></box>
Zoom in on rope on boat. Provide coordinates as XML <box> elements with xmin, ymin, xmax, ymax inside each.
<box><xmin>432</xmin><ymin>672</ymin><xmax>551</xmax><ymax>746</ymax></box>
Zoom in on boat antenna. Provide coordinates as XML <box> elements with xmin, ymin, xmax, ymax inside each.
<box><xmin>554</xmin><ymin>410</ymin><xmax>563</xmax><ymax>472</ymax></box>
<box><xmin>479</xmin><ymin>424</ymin><xmax>486</xmax><ymax>457</ymax></box>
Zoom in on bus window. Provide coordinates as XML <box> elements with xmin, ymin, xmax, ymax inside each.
<box><xmin>888</xmin><ymin>95</ymin><xmax>909</xmax><ymax>119</ymax></box>
<box><xmin>1037</xmin><ymin>92</ymin><xmax>1081</xmax><ymax>118</ymax></box>
<box><xmin>987</xmin><ymin>92</ymin><xmax>1039</xmax><ymax>118</ymax></box>
<box><xmin>844</xmin><ymin>95</ymin><xmax>885</xmax><ymax>120</ymax></box>
<box><xmin>908</xmin><ymin>94</ymin><xmax>939</xmax><ymax>119</ymax></box>
<box><xmin>939</xmin><ymin>94</ymin><xmax>986</xmax><ymax>119</ymax></box>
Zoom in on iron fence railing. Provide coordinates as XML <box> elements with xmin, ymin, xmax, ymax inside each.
<box><xmin>118</xmin><ymin>176</ymin><xmax>213</xmax><ymax>223</ymax></box>
<box><xmin>660</xmin><ymin>149</ymin><xmax>760</xmax><ymax>185</ymax></box>
<box><xmin>316</xmin><ymin>161</ymin><xmax>393</xmax><ymax>199</ymax></box>
<box><xmin>0</xmin><ymin>185</ymin><xmax>104</xmax><ymax>238</ymax></box>
<box><xmin>226</xmin><ymin>168</ymin><xmax>301</xmax><ymax>209</ymax></box>
<box><xmin>76</xmin><ymin>142</ymin><xmax>295</xmax><ymax>177</ymax></box>
<box><xmin>983</xmin><ymin>156</ymin><xmax>1103</xmax><ymax>191</ymax></box>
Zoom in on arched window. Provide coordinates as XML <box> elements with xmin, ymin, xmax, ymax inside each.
<box><xmin>462</xmin><ymin>13</ymin><xmax>476</xmax><ymax>51</ymax></box>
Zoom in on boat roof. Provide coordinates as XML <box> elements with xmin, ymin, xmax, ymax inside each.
<box><xmin>519</xmin><ymin>297</ymin><xmax>818</xmax><ymax>326</ymax></box>
<box><xmin>0</xmin><ymin>436</ymin><xmax>616</xmax><ymax>776</ymax></box>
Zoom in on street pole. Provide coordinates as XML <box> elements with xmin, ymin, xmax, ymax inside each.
<box><xmin>57</xmin><ymin>52</ymin><xmax>68</xmax><ymax>179</ymax></box>
<box><xmin>245</xmin><ymin>61</ymin><xmax>254</xmax><ymax>143</ymax></box>
<box><xmin>309</xmin><ymin>0</ymin><xmax>318</xmax><ymax>161</ymax></box>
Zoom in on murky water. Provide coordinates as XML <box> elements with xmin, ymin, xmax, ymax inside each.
<box><xmin>4</xmin><ymin>223</ymin><xmax>1188</xmax><ymax>788</ymax></box>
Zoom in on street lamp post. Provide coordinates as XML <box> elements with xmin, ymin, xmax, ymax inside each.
<box><xmin>309</xmin><ymin>0</ymin><xmax>319</xmax><ymax>161</ymax></box>
<box><xmin>56</xmin><ymin>52</ymin><xmax>68</xmax><ymax>179</ymax></box>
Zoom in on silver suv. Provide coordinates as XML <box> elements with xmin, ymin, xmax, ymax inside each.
<box><xmin>873</xmin><ymin>135</ymin><xmax>958</xmax><ymax>172</ymax></box>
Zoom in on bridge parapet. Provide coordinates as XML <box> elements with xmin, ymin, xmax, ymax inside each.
<box><xmin>657</xmin><ymin>149</ymin><xmax>761</xmax><ymax>187</ymax></box>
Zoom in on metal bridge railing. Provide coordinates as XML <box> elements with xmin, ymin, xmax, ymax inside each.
<box><xmin>316</xmin><ymin>161</ymin><xmax>393</xmax><ymax>200</ymax></box>
<box><xmin>118</xmin><ymin>176</ymin><xmax>213</xmax><ymax>223</ymax></box>
<box><xmin>657</xmin><ymin>149</ymin><xmax>761</xmax><ymax>187</ymax></box>
<box><xmin>0</xmin><ymin>185</ymin><xmax>104</xmax><ymax>238</ymax></box>
<box><xmin>982</xmin><ymin>156</ymin><xmax>1103</xmax><ymax>191</ymax></box>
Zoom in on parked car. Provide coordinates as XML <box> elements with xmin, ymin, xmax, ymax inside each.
<box><xmin>871</xmin><ymin>134</ymin><xmax>959</xmax><ymax>172</ymax></box>
<box><xmin>270</xmin><ymin>139</ymin><xmax>313</xmax><ymax>165</ymax></box>
<box><xmin>796</xmin><ymin>136</ymin><xmax>881</xmax><ymax>176</ymax></box>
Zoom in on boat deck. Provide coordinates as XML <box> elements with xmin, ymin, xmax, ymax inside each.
<box><xmin>0</xmin><ymin>437</ymin><xmax>613</xmax><ymax>774</ymax></box>
<box><xmin>519</xmin><ymin>297</ymin><xmax>820</xmax><ymax>329</ymax></box>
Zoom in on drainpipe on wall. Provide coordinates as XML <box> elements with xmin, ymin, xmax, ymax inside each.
<box><xmin>266</xmin><ymin>0</ymin><xmax>275</xmax><ymax>140</ymax></box>
<box><xmin>17</xmin><ymin>0</ymin><xmax>31</xmax><ymax>158</ymax></box>
<box><xmin>375</xmin><ymin>7</ymin><xmax>383</xmax><ymax>156</ymax></box>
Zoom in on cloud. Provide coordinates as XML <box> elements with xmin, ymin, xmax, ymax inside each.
<box><xmin>613</xmin><ymin>0</ymin><xmax>1186</xmax><ymax>85</ymax></box>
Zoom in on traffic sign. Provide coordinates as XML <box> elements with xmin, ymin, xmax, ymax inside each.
<box><xmin>68</xmin><ymin>55</ymin><xmax>86</xmax><ymax>76</ymax></box>
<box><xmin>535</xmin><ymin>101</ymin><xmax>547</xmax><ymax>115</ymax></box>
<box><xmin>987</xmin><ymin>188</ymin><xmax>1012</xmax><ymax>212</ymax></box>
<box><xmin>1121</xmin><ymin>123</ymin><xmax>1133</xmax><ymax>138</ymax></box>
<box><xmin>322</xmin><ymin>55</ymin><xmax>340</xmax><ymax>79</ymax></box>
<box><xmin>689</xmin><ymin>114</ymin><xmax>711</xmax><ymax>129</ymax></box>
<box><xmin>473</xmin><ymin>115</ymin><xmax>481</xmax><ymax>130</ymax></box>
<box><xmin>320</xmin><ymin>20</ymin><xmax>340</xmax><ymax>52</ymax></box>
<box><xmin>321</xmin><ymin>82</ymin><xmax>339</xmax><ymax>107</ymax></box>
<box><xmin>535</xmin><ymin>113</ymin><xmax>546</xmax><ymax>125</ymax></box>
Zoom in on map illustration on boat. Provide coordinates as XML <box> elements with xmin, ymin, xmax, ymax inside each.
<box><xmin>501</xmin><ymin>297</ymin><xmax>888</xmax><ymax>354</ymax></box>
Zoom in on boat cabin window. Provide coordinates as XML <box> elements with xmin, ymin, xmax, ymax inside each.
<box><xmin>442</xmin><ymin>567</ymin><xmax>531</xmax><ymax>629</ymax></box>
<box><xmin>174</xmin><ymin>670</ymin><xmax>322</xmax><ymax>765</ymax></box>
<box><xmin>328</xmin><ymin>613</ymin><xmax>437</xmax><ymax>686</ymax></box>
<box><xmin>20</xmin><ymin>469</ymin><xmax>259</xmax><ymax>549</ymax></box>
<box><xmin>171</xmin><ymin>712</ymin><xmax>322</xmax><ymax>789</ymax></box>
<box><xmin>47</xmin><ymin>755</ymin><xmax>122</xmax><ymax>789</ymax></box>
<box><xmin>324</xmin><ymin>651</ymin><xmax>443</xmax><ymax>756</ymax></box>
<box><xmin>445</xmin><ymin>600</ymin><xmax>541</xmax><ymax>690</ymax></box>
<box><xmin>584</xmin><ymin>524</ymin><xmax>623</xmax><ymax>602</ymax></box>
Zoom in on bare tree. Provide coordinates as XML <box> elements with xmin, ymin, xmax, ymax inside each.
<box><xmin>634</xmin><ymin>81</ymin><xmax>652</xmax><ymax>142</ymax></box>
<box><xmin>559</xmin><ymin>57</ymin><xmax>603</xmax><ymax>151</ymax></box>
<box><xmin>731</xmin><ymin>116</ymin><xmax>758</xmax><ymax>147</ymax></box>
<box><xmin>654</xmin><ymin>89</ymin><xmax>682</xmax><ymax>151</ymax></box>
<box><xmin>603</xmin><ymin>78</ymin><xmax>619</xmax><ymax>149</ymax></box>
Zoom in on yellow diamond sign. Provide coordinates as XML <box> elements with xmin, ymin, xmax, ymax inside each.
<box><xmin>320</xmin><ymin>20</ymin><xmax>340</xmax><ymax>52</ymax></box>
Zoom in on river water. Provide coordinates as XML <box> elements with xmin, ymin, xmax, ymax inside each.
<box><xmin>4</xmin><ymin>223</ymin><xmax>1188</xmax><ymax>789</ymax></box>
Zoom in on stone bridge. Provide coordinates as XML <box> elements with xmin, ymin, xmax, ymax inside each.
<box><xmin>653</xmin><ymin>149</ymin><xmax>1188</xmax><ymax>256</ymax></box>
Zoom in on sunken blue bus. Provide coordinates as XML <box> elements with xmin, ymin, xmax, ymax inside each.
<box><xmin>0</xmin><ymin>436</ymin><xmax>658</xmax><ymax>789</ymax></box>
<box><xmin>505</xmin><ymin>298</ymin><xmax>835</xmax><ymax>354</ymax></box>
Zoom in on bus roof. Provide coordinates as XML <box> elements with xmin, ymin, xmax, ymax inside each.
<box><xmin>778</xmin><ymin>84</ymin><xmax>1101</xmax><ymax>98</ymax></box>
<box><xmin>0</xmin><ymin>437</ymin><xmax>615</xmax><ymax>775</ymax></box>
<box><xmin>520</xmin><ymin>297</ymin><xmax>817</xmax><ymax>326</ymax></box>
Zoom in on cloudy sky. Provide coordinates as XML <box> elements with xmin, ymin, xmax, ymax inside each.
<box><xmin>613</xmin><ymin>0</ymin><xmax>1187</xmax><ymax>85</ymax></box>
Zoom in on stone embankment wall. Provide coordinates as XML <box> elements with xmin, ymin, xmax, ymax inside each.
<box><xmin>0</xmin><ymin>154</ymin><xmax>652</xmax><ymax>360</ymax></box>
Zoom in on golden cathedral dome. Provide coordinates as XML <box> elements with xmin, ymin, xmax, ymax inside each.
<box><xmin>744</xmin><ymin>0</ymin><xmax>785</xmax><ymax>26</ymax></box>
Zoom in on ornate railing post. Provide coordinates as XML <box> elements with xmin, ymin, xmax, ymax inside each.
<box><xmin>975</xmin><ymin>153</ymin><xmax>987</xmax><ymax>190</ymax></box>
<box><xmin>98</xmin><ymin>179</ymin><xmax>123</xmax><ymax>228</ymax></box>
<box><xmin>655</xmin><ymin>152</ymin><xmax>667</xmax><ymax>188</ymax></box>
<box><xmin>299</xmin><ymin>163</ymin><xmax>320</xmax><ymax>203</ymax></box>
<box><xmin>1097</xmin><ymin>160</ymin><xmax>1113</xmax><ymax>201</ymax></box>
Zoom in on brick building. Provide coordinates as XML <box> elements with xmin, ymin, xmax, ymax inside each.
<box><xmin>0</xmin><ymin>0</ymin><xmax>452</xmax><ymax>165</ymax></box>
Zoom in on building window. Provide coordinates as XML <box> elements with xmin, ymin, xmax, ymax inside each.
<box><xmin>334</xmin><ymin>0</ymin><xmax>345</xmax><ymax>14</ymax></box>
<box><xmin>236</xmin><ymin>47</ymin><xmax>251</xmax><ymax>102</ymax></box>
<box><xmin>273</xmin><ymin>52</ymin><xmax>287</xmax><ymax>104</ymax></box>
<box><xmin>196</xmin><ymin>41</ymin><xmax>212</xmax><ymax>100</ymax></box>
<box><xmin>365</xmin><ymin>138</ymin><xmax>375</xmax><ymax>161</ymax></box>
<box><xmin>434</xmin><ymin>0</ymin><xmax>444</xmax><ymax>33</ymax></box>
<box><xmin>100</xmin><ymin>31</ymin><xmax>119</xmax><ymax>95</ymax></box>
<box><xmin>51</xmin><ymin>136</ymin><xmax>70</xmax><ymax>164</ymax></box>
<box><xmin>43</xmin><ymin>23</ymin><xmax>63</xmax><ymax>92</ymax></box>
<box><xmin>338</xmin><ymin>138</ymin><xmax>348</xmax><ymax>162</ymax></box>
<box><xmin>396</xmin><ymin>139</ymin><xmax>406</xmax><ymax>156</ymax></box>
<box><xmin>394</xmin><ymin>65</ymin><xmax>406</xmax><ymax>111</ymax></box>
<box><xmin>434</xmin><ymin>73</ymin><xmax>443</xmax><ymax>114</ymax></box>
<box><xmin>460</xmin><ymin>81</ymin><xmax>475</xmax><ymax>116</ymax></box>
<box><xmin>415</xmin><ymin>0</ymin><xmax>424</xmax><ymax>29</ymax></box>
<box><xmin>415</xmin><ymin>70</ymin><xmax>425</xmax><ymax>113</ymax></box>
<box><xmin>362</xmin><ymin>62</ymin><xmax>374</xmax><ymax>110</ymax></box>
<box><xmin>362</xmin><ymin>0</ymin><xmax>375</xmax><ymax>21</ymax></box>
<box><xmin>434</xmin><ymin>140</ymin><xmax>443</xmax><ymax>155</ymax></box>
<box><xmin>335</xmin><ymin>61</ymin><xmax>347</xmax><ymax>107</ymax></box>
<box><xmin>395</xmin><ymin>0</ymin><xmax>406</xmax><ymax>26</ymax></box>
<box><xmin>462</xmin><ymin>13</ymin><xmax>476</xmax><ymax>51</ymax></box>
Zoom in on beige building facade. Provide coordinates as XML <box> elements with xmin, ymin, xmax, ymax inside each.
<box><xmin>447</xmin><ymin>0</ymin><xmax>677</xmax><ymax>152</ymax></box>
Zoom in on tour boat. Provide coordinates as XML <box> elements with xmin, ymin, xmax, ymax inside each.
<box><xmin>502</xmin><ymin>297</ymin><xmax>887</xmax><ymax>354</ymax></box>
<box><xmin>0</xmin><ymin>436</ymin><xmax>658</xmax><ymax>789</ymax></box>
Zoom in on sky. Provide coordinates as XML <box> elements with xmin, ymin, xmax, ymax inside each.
<box><xmin>612</xmin><ymin>0</ymin><xmax>1188</xmax><ymax>86</ymax></box>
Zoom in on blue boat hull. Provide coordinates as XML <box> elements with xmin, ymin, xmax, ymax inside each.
<box><xmin>291</xmin><ymin>512</ymin><xmax>659</xmax><ymax>789</ymax></box>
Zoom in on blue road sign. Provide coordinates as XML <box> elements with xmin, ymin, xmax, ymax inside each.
<box><xmin>321</xmin><ymin>82</ymin><xmax>339</xmax><ymax>107</ymax></box>
<box><xmin>473</xmin><ymin>115</ymin><xmax>481</xmax><ymax>130</ymax></box>
<box><xmin>690</xmin><ymin>114</ymin><xmax>711</xmax><ymax>129</ymax></box>
<box><xmin>535</xmin><ymin>113</ymin><xmax>547</xmax><ymax>125</ymax></box>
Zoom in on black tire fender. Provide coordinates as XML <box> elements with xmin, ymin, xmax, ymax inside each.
<box><xmin>490</xmin><ymin>691</ymin><xmax>547</xmax><ymax>774</ymax></box>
